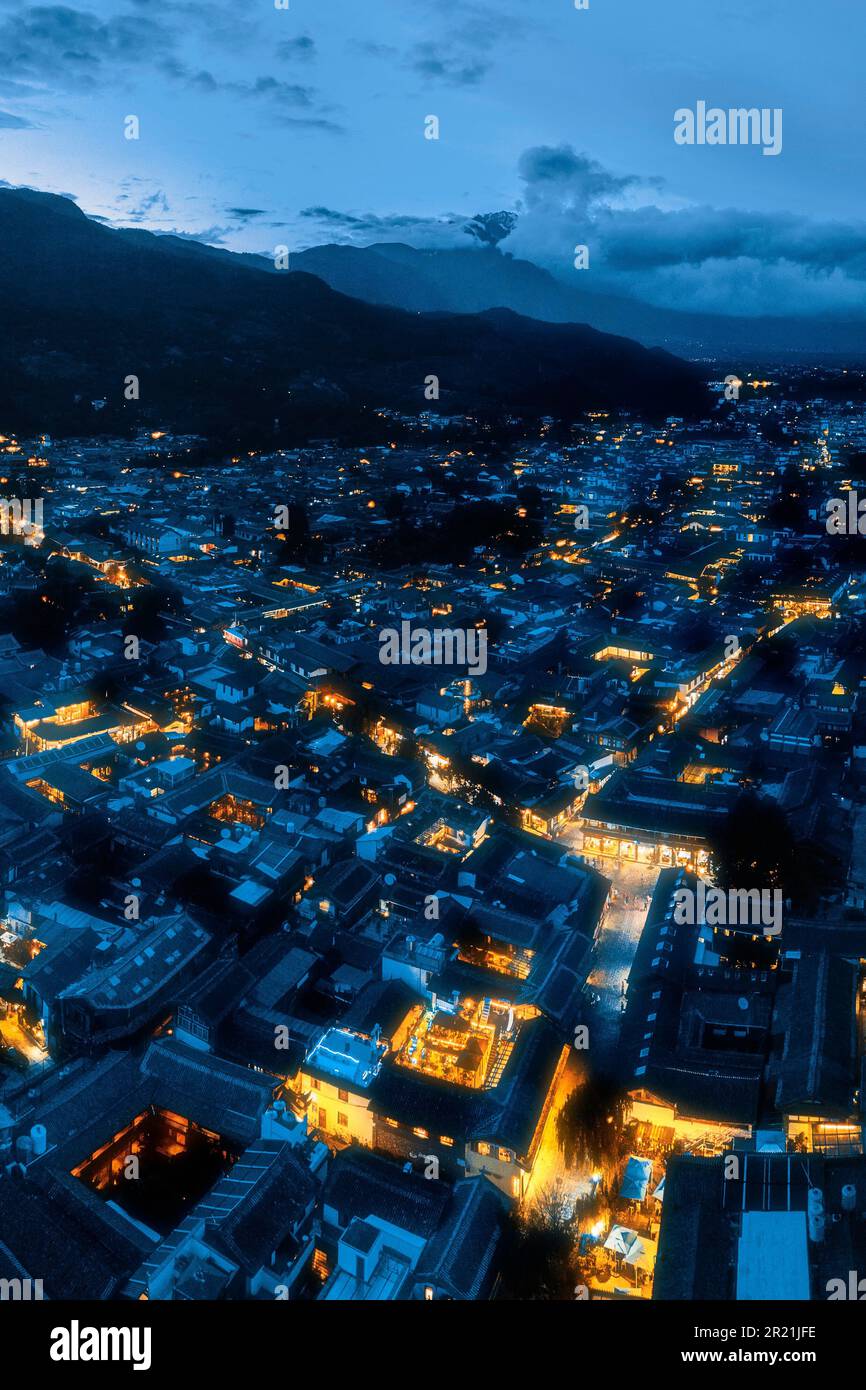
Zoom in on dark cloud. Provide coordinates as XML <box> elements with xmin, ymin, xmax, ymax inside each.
<box><xmin>518</xmin><ymin>145</ymin><xmax>659</xmax><ymax>212</ymax></box>
<box><xmin>0</xmin><ymin>3</ymin><xmax>338</xmax><ymax>128</ymax></box>
<box><xmin>435</xmin><ymin>0</ymin><xmax>527</xmax><ymax>48</ymax></box>
<box><xmin>510</xmin><ymin>143</ymin><xmax>866</xmax><ymax>316</ymax></box>
<box><xmin>240</xmin><ymin>75</ymin><xmax>314</xmax><ymax>107</ymax></box>
<box><xmin>298</xmin><ymin>143</ymin><xmax>866</xmax><ymax>317</ymax></box>
<box><xmin>0</xmin><ymin>4</ymin><xmax>173</xmax><ymax>88</ymax></box>
<box><xmin>110</xmin><ymin>180</ymin><xmax>231</xmax><ymax>243</ymax></box>
<box><xmin>168</xmin><ymin>63</ymin><xmax>341</xmax><ymax>126</ymax></box>
<box><xmin>299</xmin><ymin>205</ymin><xmax>461</xmax><ymax>246</ymax></box>
<box><xmin>126</xmin><ymin>0</ymin><xmax>264</xmax><ymax>52</ymax></box>
<box><xmin>595</xmin><ymin>205</ymin><xmax>866</xmax><ymax>280</ymax></box>
<box><xmin>226</xmin><ymin>207</ymin><xmax>267</xmax><ymax>222</ymax></box>
<box><xmin>407</xmin><ymin>42</ymin><xmax>489</xmax><ymax>88</ymax></box>
<box><xmin>172</xmin><ymin>67</ymin><xmax>314</xmax><ymax>106</ymax></box>
<box><xmin>114</xmin><ymin>187</ymin><xmax>171</xmax><ymax>222</ymax></box>
<box><xmin>357</xmin><ymin>2</ymin><xmax>520</xmax><ymax>89</ymax></box>
<box><xmin>276</xmin><ymin>35</ymin><xmax>316</xmax><ymax>62</ymax></box>
<box><xmin>464</xmin><ymin>211</ymin><xmax>518</xmax><ymax>247</ymax></box>
<box><xmin>152</xmin><ymin>225</ymin><xmax>230</xmax><ymax>245</ymax></box>
<box><xmin>301</xmin><ymin>206</ymin><xmax>454</xmax><ymax>231</ymax></box>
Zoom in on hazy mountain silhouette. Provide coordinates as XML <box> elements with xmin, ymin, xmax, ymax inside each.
<box><xmin>289</xmin><ymin>241</ymin><xmax>866</xmax><ymax>361</ymax></box>
<box><xmin>0</xmin><ymin>188</ymin><xmax>708</xmax><ymax>437</ymax></box>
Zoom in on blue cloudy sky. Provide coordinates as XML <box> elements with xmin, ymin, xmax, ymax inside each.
<box><xmin>0</xmin><ymin>0</ymin><xmax>864</xmax><ymax>316</ymax></box>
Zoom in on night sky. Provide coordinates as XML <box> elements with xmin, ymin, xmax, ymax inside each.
<box><xmin>0</xmin><ymin>0</ymin><xmax>863</xmax><ymax>317</ymax></box>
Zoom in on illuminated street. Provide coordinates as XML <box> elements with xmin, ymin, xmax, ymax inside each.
<box><xmin>558</xmin><ymin>833</ymin><xmax>659</xmax><ymax>1069</ymax></box>
<box><xmin>523</xmin><ymin>1048</ymin><xmax>586</xmax><ymax>1206</ymax></box>
<box><xmin>524</xmin><ymin>856</ymin><xmax>658</xmax><ymax>1209</ymax></box>
<box><xmin>586</xmin><ymin>861</ymin><xmax>659</xmax><ymax>1065</ymax></box>
<box><xmin>0</xmin><ymin>1012</ymin><xmax>48</xmax><ymax>1064</ymax></box>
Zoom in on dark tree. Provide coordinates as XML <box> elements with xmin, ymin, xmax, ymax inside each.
<box><xmin>714</xmin><ymin>790</ymin><xmax>796</xmax><ymax>895</ymax></box>
<box><xmin>497</xmin><ymin>1185</ymin><xmax>578</xmax><ymax>1301</ymax></box>
<box><xmin>123</xmin><ymin>580</ymin><xmax>182</xmax><ymax>643</ymax></box>
<box><xmin>555</xmin><ymin>1071</ymin><xmax>629</xmax><ymax>1176</ymax></box>
<box><xmin>383</xmin><ymin>490</ymin><xmax>406</xmax><ymax>522</ymax></box>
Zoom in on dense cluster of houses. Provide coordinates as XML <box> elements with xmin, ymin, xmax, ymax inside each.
<box><xmin>0</xmin><ymin>383</ymin><xmax>865</xmax><ymax>1300</ymax></box>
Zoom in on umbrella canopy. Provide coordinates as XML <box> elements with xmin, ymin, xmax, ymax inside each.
<box><xmin>619</xmin><ymin>1155</ymin><xmax>653</xmax><ymax>1202</ymax></box>
<box><xmin>604</xmin><ymin>1224</ymin><xmax>638</xmax><ymax>1257</ymax></box>
<box><xmin>625</xmin><ymin>1234</ymin><xmax>657</xmax><ymax>1272</ymax></box>
<box><xmin>603</xmin><ymin>1224</ymin><xmax>657</xmax><ymax>1272</ymax></box>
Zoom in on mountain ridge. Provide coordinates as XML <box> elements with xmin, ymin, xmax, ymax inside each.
<box><xmin>0</xmin><ymin>187</ymin><xmax>709</xmax><ymax>438</ymax></box>
<box><xmin>288</xmin><ymin>239</ymin><xmax>866</xmax><ymax>361</ymax></box>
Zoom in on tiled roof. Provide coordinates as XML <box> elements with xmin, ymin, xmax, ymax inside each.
<box><xmin>415</xmin><ymin>1176</ymin><xmax>507</xmax><ymax>1299</ymax></box>
<box><xmin>323</xmin><ymin>1147</ymin><xmax>449</xmax><ymax>1239</ymax></box>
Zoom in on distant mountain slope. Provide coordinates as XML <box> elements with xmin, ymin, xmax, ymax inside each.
<box><xmin>290</xmin><ymin>241</ymin><xmax>866</xmax><ymax>360</ymax></box>
<box><xmin>0</xmin><ymin>188</ymin><xmax>708</xmax><ymax>436</ymax></box>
